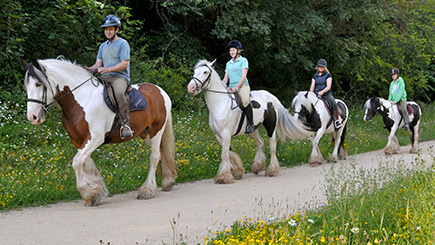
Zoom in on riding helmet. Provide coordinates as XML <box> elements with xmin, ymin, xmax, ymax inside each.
<box><xmin>316</xmin><ymin>59</ymin><xmax>327</xmax><ymax>67</ymax></box>
<box><xmin>227</xmin><ymin>40</ymin><xmax>243</xmax><ymax>50</ymax></box>
<box><xmin>391</xmin><ymin>68</ymin><xmax>400</xmax><ymax>75</ymax></box>
<box><xmin>100</xmin><ymin>15</ymin><xmax>121</xmax><ymax>28</ymax></box>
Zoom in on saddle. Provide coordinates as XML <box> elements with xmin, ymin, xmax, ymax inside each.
<box><xmin>99</xmin><ymin>78</ymin><xmax>148</xmax><ymax>144</ymax></box>
<box><xmin>319</xmin><ymin>97</ymin><xmax>343</xmax><ymax>117</ymax></box>
<box><xmin>396</xmin><ymin>103</ymin><xmax>414</xmax><ymax>116</ymax></box>
<box><xmin>102</xmin><ymin>80</ymin><xmax>148</xmax><ymax>113</ymax></box>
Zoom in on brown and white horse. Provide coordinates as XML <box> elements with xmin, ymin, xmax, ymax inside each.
<box><xmin>23</xmin><ymin>59</ymin><xmax>177</xmax><ymax>206</ymax></box>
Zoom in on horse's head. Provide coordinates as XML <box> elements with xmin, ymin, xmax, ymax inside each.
<box><xmin>363</xmin><ymin>97</ymin><xmax>381</xmax><ymax>122</ymax></box>
<box><xmin>187</xmin><ymin>59</ymin><xmax>217</xmax><ymax>95</ymax></box>
<box><xmin>292</xmin><ymin>91</ymin><xmax>316</xmax><ymax>116</ymax></box>
<box><xmin>23</xmin><ymin>60</ymin><xmax>56</xmax><ymax>125</ymax></box>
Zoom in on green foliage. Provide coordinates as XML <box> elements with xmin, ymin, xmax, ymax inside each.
<box><xmin>0</xmin><ymin>0</ymin><xmax>140</xmax><ymax>99</ymax></box>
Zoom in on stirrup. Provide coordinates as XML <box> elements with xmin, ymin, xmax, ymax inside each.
<box><xmin>245</xmin><ymin>124</ymin><xmax>255</xmax><ymax>134</ymax></box>
<box><xmin>120</xmin><ymin>125</ymin><xmax>134</xmax><ymax>139</ymax></box>
<box><xmin>334</xmin><ymin>120</ymin><xmax>343</xmax><ymax>129</ymax></box>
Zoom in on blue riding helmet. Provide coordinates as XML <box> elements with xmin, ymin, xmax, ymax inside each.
<box><xmin>227</xmin><ymin>40</ymin><xmax>243</xmax><ymax>50</ymax></box>
<box><xmin>100</xmin><ymin>15</ymin><xmax>121</xmax><ymax>28</ymax></box>
<box><xmin>316</xmin><ymin>59</ymin><xmax>327</xmax><ymax>67</ymax></box>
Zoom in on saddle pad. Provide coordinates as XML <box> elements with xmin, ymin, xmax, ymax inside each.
<box><xmin>396</xmin><ymin>104</ymin><xmax>413</xmax><ymax>116</ymax></box>
<box><xmin>103</xmin><ymin>86</ymin><xmax>148</xmax><ymax>113</ymax></box>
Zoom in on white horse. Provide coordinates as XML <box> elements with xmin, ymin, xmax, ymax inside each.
<box><xmin>187</xmin><ymin>60</ymin><xmax>310</xmax><ymax>184</ymax></box>
<box><xmin>363</xmin><ymin>97</ymin><xmax>422</xmax><ymax>154</ymax></box>
<box><xmin>23</xmin><ymin>59</ymin><xmax>177</xmax><ymax>206</ymax></box>
<box><xmin>291</xmin><ymin>91</ymin><xmax>349</xmax><ymax>166</ymax></box>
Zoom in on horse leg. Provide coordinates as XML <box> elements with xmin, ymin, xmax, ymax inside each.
<box><xmin>72</xmin><ymin>148</ymin><xmax>107</xmax><ymax>206</ymax></box>
<box><xmin>249</xmin><ymin>130</ymin><xmax>266</xmax><ymax>174</ymax></box>
<box><xmin>214</xmin><ymin>132</ymin><xmax>235</xmax><ymax>184</ymax></box>
<box><xmin>409</xmin><ymin>120</ymin><xmax>421</xmax><ymax>154</ymax></box>
<box><xmin>159</xmin><ymin>116</ymin><xmax>178</xmax><ymax>191</ymax></box>
<box><xmin>138</xmin><ymin>135</ymin><xmax>162</xmax><ymax>199</ymax></box>
<box><xmin>265</xmin><ymin>133</ymin><xmax>279</xmax><ymax>177</ymax></box>
<box><xmin>384</xmin><ymin>126</ymin><xmax>399</xmax><ymax>155</ymax></box>
<box><xmin>309</xmin><ymin>130</ymin><xmax>325</xmax><ymax>167</ymax></box>
<box><xmin>327</xmin><ymin>131</ymin><xmax>339</xmax><ymax>163</ymax></box>
<box><xmin>229</xmin><ymin>150</ymin><xmax>244</xmax><ymax>180</ymax></box>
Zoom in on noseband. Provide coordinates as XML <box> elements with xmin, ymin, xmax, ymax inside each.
<box><xmin>191</xmin><ymin>64</ymin><xmax>230</xmax><ymax>95</ymax></box>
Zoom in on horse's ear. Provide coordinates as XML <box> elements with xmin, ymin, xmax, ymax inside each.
<box><xmin>294</xmin><ymin>90</ymin><xmax>298</xmax><ymax>95</ymax></box>
<box><xmin>31</xmin><ymin>59</ymin><xmax>45</xmax><ymax>72</ymax></box>
<box><xmin>304</xmin><ymin>91</ymin><xmax>309</xmax><ymax>98</ymax></box>
<box><xmin>210</xmin><ymin>59</ymin><xmax>217</xmax><ymax>67</ymax></box>
<box><xmin>21</xmin><ymin>58</ymin><xmax>28</xmax><ymax>71</ymax></box>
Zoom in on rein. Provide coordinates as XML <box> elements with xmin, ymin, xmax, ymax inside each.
<box><xmin>27</xmin><ymin>68</ymin><xmax>99</xmax><ymax>112</ymax></box>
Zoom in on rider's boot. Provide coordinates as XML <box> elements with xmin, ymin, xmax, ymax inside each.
<box><xmin>334</xmin><ymin>110</ymin><xmax>343</xmax><ymax>129</ymax></box>
<box><xmin>244</xmin><ymin>103</ymin><xmax>255</xmax><ymax>134</ymax></box>
<box><xmin>119</xmin><ymin>102</ymin><xmax>134</xmax><ymax>139</ymax></box>
<box><xmin>403</xmin><ymin>113</ymin><xmax>410</xmax><ymax>132</ymax></box>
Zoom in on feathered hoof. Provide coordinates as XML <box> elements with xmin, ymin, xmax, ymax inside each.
<box><xmin>409</xmin><ymin>148</ymin><xmax>419</xmax><ymax>154</ymax></box>
<box><xmin>265</xmin><ymin>168</ymin><xmax>279</xmax><ymax>177</ymax></box>
<box><xmin>232</xmin><ymin>170</ymin><xmax>244</xmax><ymax>180</ymax></box>
<box><xmin>137</xmin><ymin>186</ymin><xmax>157</xmax><ymax>200</ymax></box>
<box><xmin>214</xmin><ymin>174</ymin><xmax>234</xmax><ymax>184</ymax></box>
<box><xmin>161</xmin><ymin>179</ymin><xmax>175</xmax><ymax>191</ymax></box>
<box><xmin>309</xmin><ymin>161</ymin><xmax>322</xmax><ymax>167</ymax></box>
<box><xmin>327</xmin><ymin>155</ymin><xmax>338</xmax><ymax>163</ymax></box>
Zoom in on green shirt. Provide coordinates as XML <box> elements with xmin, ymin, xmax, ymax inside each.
<box><xmin>388</xmin><ymin>77</ymin><xmax>407</xmax><ymax>103</ymax></box>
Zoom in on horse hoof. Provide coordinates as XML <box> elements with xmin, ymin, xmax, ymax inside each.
<box><xmin>310</xmin><ymin>162</ymin><xmax>322</xmax><ymax>167</ymax></box>
<box><xmin>161</xmin><ymin>180</ymin><xmax>175</xmax><ymax>191</ymax></box>
<box><xmin>137</xmin><ymin>187</ymin><xmax>156</xmax><ymax>199</ymax></box>
<box><xmin>214</xmin><ymin>176</ymin><xmax>234</xmax><ymax>184</ymax></box>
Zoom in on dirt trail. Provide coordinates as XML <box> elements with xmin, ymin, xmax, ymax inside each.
<box><xmin>1</xmin><ymin>141</ymin><xmax>433</xmax><ymax>245</ymax></box>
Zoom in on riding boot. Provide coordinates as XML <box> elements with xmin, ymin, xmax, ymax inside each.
<box><xmin>334</xmin><ymin>110</ymin><xmax>343</xmax><ymax>129</ymax></box>
<box><xmin>403</xmin><ymin>113</ymin><xmax>410</xmax><ymax>132</ymax></box>
<box><xmin>118</xmin><ymin>103</ymin><xmax>134</xmax><ymax>139</ymax></box>
<box><xmin>244</xmin><ymin>103</ymin><xmax>255</xmax><ymax>134</ymax></box>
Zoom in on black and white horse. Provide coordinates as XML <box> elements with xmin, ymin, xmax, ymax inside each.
<box><xmin>363</xmin><ymin>97</ymin><xmax>422</xmax><ymax>154</ymax></box>
<box><xmin>292</xmin><ymin>91</ymin><xmax>349</xmax><ymax>166</ymax></box>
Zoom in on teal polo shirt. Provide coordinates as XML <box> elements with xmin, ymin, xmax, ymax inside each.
<box><xmin>225</xmin><ymin>56</ymin><xmax>249</xmax><ymax>88</ymax></box>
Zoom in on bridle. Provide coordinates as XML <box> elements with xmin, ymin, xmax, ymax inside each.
<box><xmin>191</xmin><ymin>64</ymin><xmax>230</xmax><ymax>95</ymax></box>
<box><xmin>26</xmin><ymin>65</ymin><xmax>98</xmax><ymax>112</ymax></box>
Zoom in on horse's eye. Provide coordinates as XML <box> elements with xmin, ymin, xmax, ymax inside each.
<box><xmin>203</xmin><ymin>71</ymin><xmax>208</xmax><ymax>74</ymax></box>
<box><xmin>36</xmin><ymin>82</ymin><xmax>42</xmax><ymax>87</ymax></box>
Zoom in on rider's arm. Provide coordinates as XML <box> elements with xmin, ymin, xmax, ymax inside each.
<box><xmin>309</xmin><ymin>78</ymin><xmax>315</xmax><ymax>92</ymax></box>
<box><xmin>98</xmin><ymin>60</ymin><xmax>129</xmax><ymax>74</ymax></box>
<box><xmin>85</xmin><ymin>59</ymin><xmax>103</xmax><ymax>71</ymax></box>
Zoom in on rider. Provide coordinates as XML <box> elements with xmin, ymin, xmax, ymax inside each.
<box><xmin>85</xmin><ymin>14</ymin><xmax>133</xmax><ymax>139</ymax></box>
<box><xmin>222</xmin><ymin>40</ymin><xmax>255</xmax><ymax>134</ymax></box>
<box><xmin>309</xmin><ymin>58</ymin><xmax>342</xmax><ymax>129</ymax></box>
<box><xmin>389</xmin><ymin>68</ymin><xmax>409</xmax><ymax>131</ymax></box>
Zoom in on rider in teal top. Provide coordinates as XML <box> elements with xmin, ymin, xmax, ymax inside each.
<box><xmin>388</xmin><ymin>68</ymin><xmax>409</xmax><ymax>131</ymax></box>
<box><xmin>85</xmin><ymin>14</ymin><xmax>133</xmax><ymax>139</ymax></box>
<box><xmin>222</xmin><ymin>40</ymin><xmax>255</xmax><ymax>134</ymax></box>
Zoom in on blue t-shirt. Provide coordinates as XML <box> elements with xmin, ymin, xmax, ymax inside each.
<box><xmin>312</xmin><ymin>72</ymin><xmax>332</xmax><ymax>96</ymax></box>
<box><xmin>97</xmin><ymin>37</ymin><xmax>130</xmax><ymax>83</ymax></box>
<box><xmin>225</xmin><ymin>56</ymin><xmax>249</xmax><ymax>88</ymax></box>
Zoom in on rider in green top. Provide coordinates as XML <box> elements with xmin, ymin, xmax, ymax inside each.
<box><xmin>388</xmin><ymin>68</ymin><xmax>409</xmax><ymax>131</ymax></box>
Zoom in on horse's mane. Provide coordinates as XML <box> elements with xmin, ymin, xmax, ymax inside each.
<box><xmin>194</xmin><ymin>59</ymin><xmax>212</xmax><ymax>69</ymax></box>
<box><xmin>42</xmin><ymin>58</ymin><xmax>90</xmax><ymax>77</ymax></box>
<box><xmin>292</xmin><ymin>91</ymin><xmax>316</xmax><ymax>112</ymax></box>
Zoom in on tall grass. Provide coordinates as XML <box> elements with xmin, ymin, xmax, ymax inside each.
<box><xmin>207</xmin><ymin>151</ymin><xmax>435</xmax><ymax>244</ymax></box>
<box><xmin>0</xmin><ymin>97</ymin><xmax>434</xmax><ymax>210</ymax></box>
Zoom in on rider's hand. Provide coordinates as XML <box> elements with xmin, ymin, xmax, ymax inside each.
<box><xmin>230</xmin><ymin>87</ymin><xmax>238</xmax><ymax>93</ymax></box>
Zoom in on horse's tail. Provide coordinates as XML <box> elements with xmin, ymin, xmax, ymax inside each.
<box><xmin>159</xmin><ymin>98</ymin><xmax>178</xmax><ymax>188</ymax></box>
<box><xmin>275</xmin><ymin>99</ymin><xmax>311</xmax><ymax>141</ymax></box>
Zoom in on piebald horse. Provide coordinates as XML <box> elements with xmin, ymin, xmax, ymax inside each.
<box><xmin>23</xmin><ymin>59</ymin><xmax>177</xmax><ymax>206</ymax></box>
<box><xmin>292</xmin><ymin>91</ymin><xmax>349</xmax><ymax>166</ymax></box>
<box><xmin>187</xmin><ymin>60</ymin><xmax>310</xmax><ymax>184</ymax></box>
<box><xmin>363</xmin><ymin>97</ymin><xmax>422</xmax><ymax>154</ymax></box>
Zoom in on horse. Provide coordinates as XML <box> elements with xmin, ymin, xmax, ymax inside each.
<box><xmin>291</xmin><ymin>91</ymin><xmax>349</xmax><ymax>166</ymax></box>
<box><xmin>187</xmin><ymin>59</ymin><xmax>310</xmax><ymax>184</ymax></box>
<box><xmin>363</xmin><ymin>97</ymin><xmax>422</xmax><ymax>154</ymax></box>
<box><xmin>23</xmin><ymin>59</ymin><xmax>177</xmax><ymax>206</ymax></box>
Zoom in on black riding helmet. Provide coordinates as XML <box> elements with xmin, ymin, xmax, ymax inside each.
<box><xmin>227</xmin><ymin>40</ymin><xmax>243</xmax><ymax>50</ymax></box>
<box><xmin>391</xmin><ymin>68</ymin><xmax>400</xmax><ymax>75</ymax></box>
<box><xmin>316</xmin><ymin>59</ymin><xmax>327</xmax><ymax>67</ymax></box>
<box><xmin>100</xmin><ymin>15</ymin><xmax>121</xmax><ymax>29</ymax></box>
